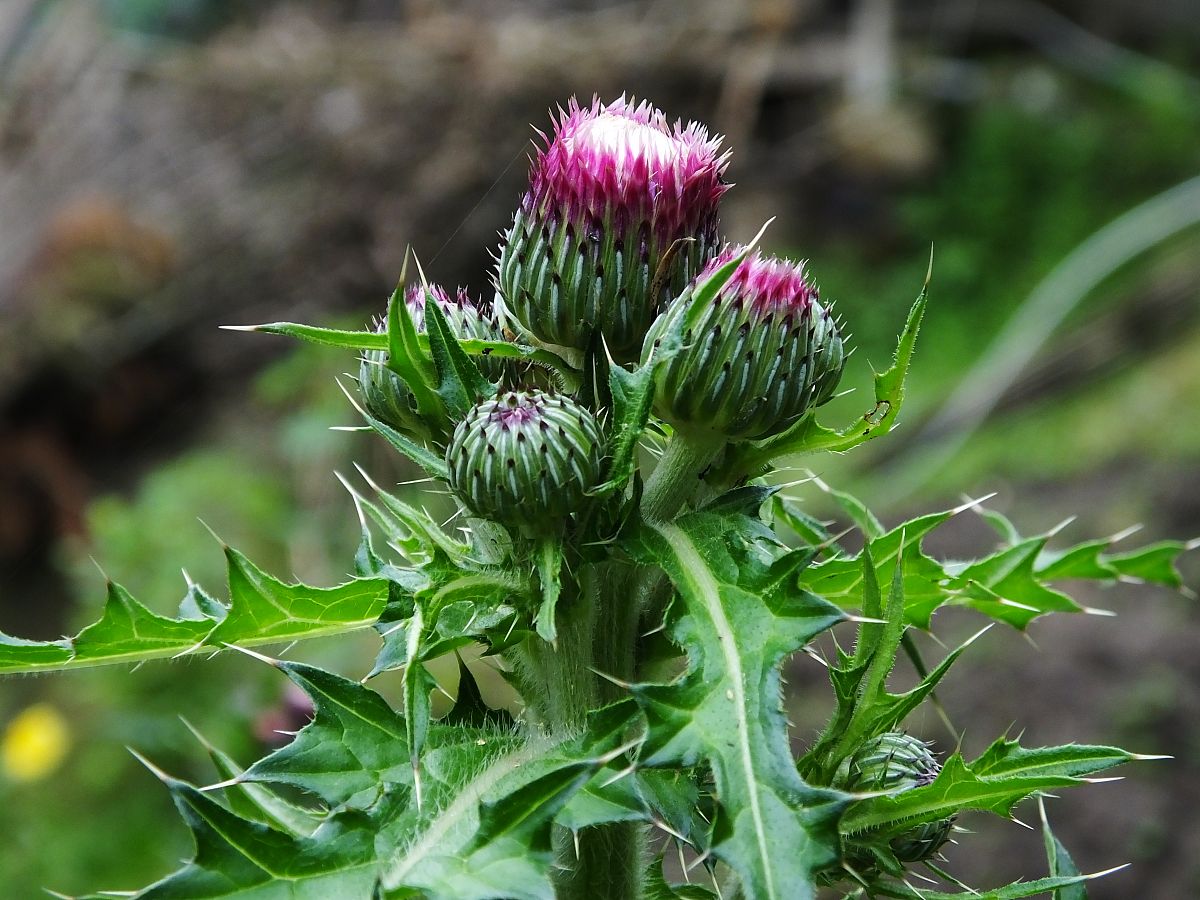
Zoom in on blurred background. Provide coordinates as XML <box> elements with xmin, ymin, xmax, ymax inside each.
<box><xmin>0</xmin><ymin>0</ymin><xmax>1197</xmax><ymax>896</ymax></box>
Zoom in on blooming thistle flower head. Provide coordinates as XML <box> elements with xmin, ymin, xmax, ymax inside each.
<box><xmin>498</xmin><ymin>96</ymin><xmax>729</xmax><ymax>362</ymax></box>
<box><xmin>446</xmin><ymin>390</ymin><xmax>603</xmax><ymax>531</ymax></box>
<box><xmin>643</xmin><ymin>247</ymin><xmax>846</xmax><ymax>441</ymax></box>
<box><xmin>836</xmin><ymin>732</ymin><xmax>954</xmax><ymax>867</ymax></box>
<box><xmin>359</xmin><ymin>283</ymin><xmax>501</xmax><ymax>440</ymax></box>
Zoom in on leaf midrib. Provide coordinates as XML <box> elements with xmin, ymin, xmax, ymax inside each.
<box><xmin>654</xmin><ymin>522</ymin><xmax>777</xmax><ymax>900</ymax></box>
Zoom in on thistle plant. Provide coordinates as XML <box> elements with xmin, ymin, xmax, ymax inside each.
<box><xmin>2</xmin><ymin>96</ymin><xmax>1193</xmax><ymax>900</ymax></box>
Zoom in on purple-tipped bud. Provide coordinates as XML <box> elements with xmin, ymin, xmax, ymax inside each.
<box><xmin>643</xmin><ymin>248</ymin><xmax>846</xmax><ymax>441</ymax></box>
<box><xmin>498</xmin><ymin>96</ymin><xmax>729</xmax><ymax>362</ymax></box>
<box><xmin>446</xmin><ymin>390</ymin><xmax>604</xmax><ymax>531</ymax></box>
<box><xmin>359</xmin><ymin>284</ymin><xmax>502</xmax><ymax>440</ymax></box>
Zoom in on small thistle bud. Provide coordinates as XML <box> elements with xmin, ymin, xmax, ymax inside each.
<box><xmin>643</xmin><ymin>248</ymin><xmax>845</xmax><ymax>441</ymax></box>
<box><xmin>836</xmin><ymin>732</ymin><xmax>954</xmax><ymax>866</ymax></box>
<box><xmin>498</xmin><ymin>96</ymin><xmax>729</xmax><ymax>362</ymax></box>
<box><xmin>446</xmin><ymin>390</ymin><xmax>604</xmax><ymax>530</ymax></box>
<box><xmin>359</xmin><ymin>284</ymin><xmax>501</xmax><ymax>439</ymax></box>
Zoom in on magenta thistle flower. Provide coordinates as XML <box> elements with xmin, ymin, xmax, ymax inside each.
<box><xmin>498</xmin><ymin>96</ymin><xmax>729</xmax><ymax>362</ymax></box>
<box><xmin>643</xmin><ymin>247</ymin><xmax>846</xmax><ymax>441</ymax></box>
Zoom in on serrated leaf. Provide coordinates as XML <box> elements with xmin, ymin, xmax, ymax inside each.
<box><xmin>534</xmin><ymin>536</ymin><xmax>564</xmax><ymax>643</ymax></box>
<box><xmin>422</xmin><ymin>291</ymin><xmax>494</xmax><ymax>419</ymax></box>
<box><xmin>871</xmin><ymin>872</ymin><xmax>1116</xmax><ymax>900</ymax></box>
<box><xmin>228</xmin><ymin>321</ymin><xmax>576</xmax><ymax>382</ymax></box>
<box><xmin>70</xmin><ymin>581</ymin><xmax>213</xmax><ymax>665</ymax></box>
<box><xmin>799</xmin><ymin>491</ymin><xmax>1193</xmax><ymax>630</ymax></box>
<box><xmin>210</xmin><ymin>548</ymin><xmax>388</xmax><ymax>646</ymax></box>
<box><xmin>1041</xmin><ymin>799</ymin><xmax>1087</xmax><ymax>900</ymax></box>
<box><xmin>184</xmin><ymin>721</ymin><xmax>323</xmax><ymax>837</ymax></box>
<box><xmin>969</xmin><ymin>738</ymin><xmax>1138</xmax><ymax>781</ymax></box>
<box><xmin>243</xmin><ymin>661</ymin><xmax>412</xmax><ymax>807</ymax></box>
<box><xmin>392</xmin><ymin>763</ymin><xmax>592</xmax><ymax>900</ymax></box>
<box><xmin>0</xmin><ymin>551</ymin><xmax>389</xmax><ymax>675</ymax></box>
<box><xmin>360</xmin><ymin>407</ymin><xmax>450</xmax><ymax>480</ymax></box>
<box><xmin>643</xmin><ymin>859</ymin><xmax>719</xmax><ymax>899</ymax></box>
<box><xmin>380</xmin><ymin>703</ymin><xmax>634</xmax><ymax>897</ymax></box>
<box><xmin>841</xmin><ymin>737</ymin><xmax>1135</xmax><ymax>838</ymax></box>
<box><xmin>772</xmin><ymin>497</ymin><xmax>839</xmax><ymax>553</ymax></box>
<box><xmin>386</xmin><ymin>280</ymin><xmax>441</xmax><ymax>419</ymax></box>
<box><xmin>625</xmin><ymin>512</ymin><xmax>849</xmax><ymax>900</ymax></box>
<box><xmin>137</xmin><ymin>776</ymin><xmax>378</xmax><ymax>899</ymax></box>
<box><xmin>592</xmin><ymin>361</ymin><xmax>657</xmax><ymax>497</ymax></box>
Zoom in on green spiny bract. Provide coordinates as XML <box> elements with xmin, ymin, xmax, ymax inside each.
<box><xmin>446</xmin><ymin>390</ymin><xmax>603</xmax><ymax>530</ymax></box>
<box><xmin>497</xmin><ymin>96</ymin><xmax>728</xmax><ymax>363</ymax></box>
<box><xmin>359</xmin><ymin>283</ymin><xmax>502</xmax><ymax>440</ymax></box>
<box><xmin>835</xmin><ymin>732</ymin><xmax>954</xmax><ymax>868</ymax></box>
<box><xmin>643</xmin><ymin>246</ymin><xmax>846</xmax><ymax>441</ymax></box>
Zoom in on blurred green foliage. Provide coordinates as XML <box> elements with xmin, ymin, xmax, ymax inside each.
<box><xmin>809</xmin><ymin>67</ymin><xmax>1200</xmax><ymax>507</ymax></box>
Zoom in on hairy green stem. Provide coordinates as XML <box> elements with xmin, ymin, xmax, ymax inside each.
<box><xmin>554</xmin><ymin>821</ymin><xmax>646</xmax><ymax>900</ymax></box>
<box><xmin>518</xmin><ymin>570</ymin><xmax>599</xmax><ymax>732</ymax></box>
<box><xmin>640</xmin><ymin>432</ymin><xmax>723</xmax><ymax>522</ymax></box>
<box><xmin>515</xmin><ymin>561</ymin><xmax>644</xmax><ymax>896</ymax></box>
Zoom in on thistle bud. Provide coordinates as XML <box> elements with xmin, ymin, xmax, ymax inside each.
<box><xmin>446</xmin><ymin>390</ymin><xmax>603</xmax><ymax>530</ymax></box>
<box><xmin>498</xmin><ymin>96</ymin><xmax>729</xmax><ymax>362</ymax></box>
<box><xmin>359</xmin><ymin>284</ymin><xmax>501</xmax><ymax>439</ymax></box>
<box><xmin>836</xmin><ymin>732</ymin><xmax>954</xmax><ymax>866</ymax></box>
<box><xmin>643</xmin><ymin>248</ymin><xmax>845</xmax><ymax>441</ymax></box>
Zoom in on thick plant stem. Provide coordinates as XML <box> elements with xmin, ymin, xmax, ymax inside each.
<box><xmin>641</xmin><ymin>432</ymin><xmax>723</xmax><ymax>522</ymax></box>
<box><xmin>518</xmin><ymin>562</ymin><xmax>645</xmax><ymax>897</ymax></box>
<box><xmin>554</xmin><ymin>821</ymin><xmax>645</xmax><ymax>900</ymax></box>
<box><xmin>518</xmin><ymin>573</ymin><xmax>598</xmax><ymax>732</ymax></box>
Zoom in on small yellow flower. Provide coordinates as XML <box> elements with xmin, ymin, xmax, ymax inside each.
<box><xmin>2</xmin><ymin>702</ymin><xmax>70</xmax><ymax>782</ymax></box>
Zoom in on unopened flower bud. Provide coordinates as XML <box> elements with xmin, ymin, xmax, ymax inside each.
<box><xmin>836</xmin><ymin>732</ymin><xmax>954</xmax><ymax>866</ymax></box>
<box><xmin>446</xmin><ymin>390</ymin><xmax>603</xmax><ymax>530</ymax></box>
<box><xmin>359</xmin><ymin>284</ymin><xmax>501</xmax><ymax>439</ymax></box>
<box><xmin>498</xmin><ymin>96</ymin><xmax>729</xmax><ymax>362</ymax></box>
<box><xmin>643</xmin><ymin>248</ymin><xmax>845</xmax><ymax>441</ymax></box>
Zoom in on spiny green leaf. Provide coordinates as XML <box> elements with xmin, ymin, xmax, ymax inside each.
<box><xmin>840</xmin><ymin>737</ymin><xmax>1137</xmax><ymax>838</ymax></box>
<box><xmin>389</xmin><ymin>763</ymin><xmax>592</xmax><ymax>900</ymax></box>
<box><xmin>0</xmin><ymin>551</ymin><xmax>389</xmax><ymax>675</ymax></box>
<box><xmin>535</xmin><ymin>535</ymin><xmax>564</xmax><ymax>643</ymax></box>
<box><xmin>243</xmin><ymin>660</ymin><xmax>412</xmax><ymax>808</ymax></box>
<box><xmin>70</xmin><ymin>581</ymin><xmax>213</xmax><ymax>665</ymax></box>
<box><xmin>969</xmin><ymin>738</ymin><xmax>1141</xmax><ymax>781</ymax></box>
<box><xmin>183</xmin><ymin>720</ymin><xmax>323</xmax><ymax>837</ymax></box>
<box><xmin>226</xmin><ymin>320</ymin><xmax>577</xmax><ymax>382</ymax></box>
<box><xmin>359</xmin><ymin>406</ymin><xmax>450</xmax><ymax>481</ymax></box>
<box><xmin>592</xmin><ymin>361</ymin><xmax>657</xmax><ymax>497</ymax></box>
<box><xmin>772</xmin><ymin>496</ymin><xmax>839</xmax><ymax>552</ymax></box>
<box><xmin>138</xmin><ymin>774</ymin><xmax>379</xmax><ymax>899</ymax></box>
<box><xmin>223</xmin><ymin>321</ymin><xmax>388</xmax><ymax>350</ymax></box>
<box><xmin>210</xmin><ymin>548</ymin><xmax>387</xmax><ymax>646</ymax></box>
<box><xmin>799</xmin><ymin>490</ymin><xmax>1194</xmax><ymax>630</ymax></box>
<box><xmin>386</xmin><ymin>279</ymin><xmax>441</xmax><ymax>417</ymax></box>
<box><xmin>625</xmin><ymin>512</ymin><xmax>849</xmax><ymax>900</ymax></box>
<box><xmin>380</xmin><ymin>703</ymin><xmax>634</xmax><ymax>898</ymax></box>
<box><xmin>1040</xmin><ymin>798</ymin><xmax>1087</xmax><ymax>900</ymax></box>
<box><xmin>422</xmin><ymin>290</ymin><xmax>495</xmax><ymax>418</ymax></box>
<box><xmin>643</xmin><ymin>859</ymin><xmax>720</xmax><ymax>899</ymax></box>
<box><xmin>869</xmin><ymin>871</ymin><xmax>1122</xmax><ymax>900</ymax></box>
